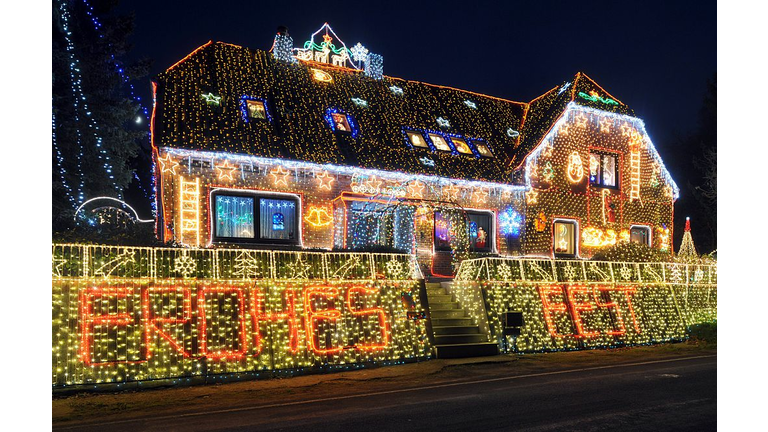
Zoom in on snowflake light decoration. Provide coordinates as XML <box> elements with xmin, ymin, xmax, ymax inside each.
<box><xmin>497</xmin><ymin>263</ymin><xmax>513</xmax><ymax>281</ymax></box>
<box><xmin>694</xmin><ymin>269</ymin><xmax>704</xmax><ymax>282</ymax></box>
<box><xmin>385</xmin><ymin>259</ymin><xmax>405</xmax><ymax>279</ymax></box>
<box><xmin>563</xmin><ymin>264</ymin><xmax>577</xmax><ymax>281</ymax></box>
<box><xmin>173</xmin><ymin>253</ymin><xmax>197</xmax><ymax>278</ymax></box>
<box><xmin>350</xmin><ymin>42</ymin><xmax>369</xmax><ymax>63</ymax></box>
<box><xmin>620</xmin><ymin>265</ymin><xmax>633</xmax><ymax>281</ymax></box>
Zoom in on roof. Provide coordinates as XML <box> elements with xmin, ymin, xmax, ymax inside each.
<box><xmin>152</xmin><ymin>41</ymin><xmax>633</xmax><ymax>184</ymax></box>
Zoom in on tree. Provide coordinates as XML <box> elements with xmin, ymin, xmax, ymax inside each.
<box><xmin>52</xmin><ymin>0</ymin><xmax>151</xmax><ymax>231</ymax></box>
<box><xmin>675</xmin><ymin>74</ymin><xmax>717</xmax><ymax>253</ymax></box>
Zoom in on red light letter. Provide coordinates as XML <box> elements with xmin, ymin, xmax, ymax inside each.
<box><xmin>347</xmin><ymin>286</ymin><xmax>389</xmax><ymax>351</ymax></box>
<box><xmin>304</xmin><ymin>286</ymin><xmax>343</xmax><ymax>355</ymax></box>
<box><xmin>566</xmin><ymin>286</ymin><xmax>600</xmax><ymax>338</ymax></box>
<box><xmin>250</xmin><ymin>288</ymin><xmax>299</xmax><ymax>355</ymax></box>
<box><xmin>538</xmin><ymin>285</ymin><xmax>570</xmax><ymax>338</ymax></box>
<box><xmin>197</xmin><ymin>286</ymin><xmax>247</xmax><ymax>360</ymax></box>
<box><xmin>143</xmin><ymin>286</ymin><xmax>192</xmax><ymax>358</ymax></box>
<box><xmin>79</xmin><ymin>287</ymin><xmax>142</xmax><ymax>366</ymax></box>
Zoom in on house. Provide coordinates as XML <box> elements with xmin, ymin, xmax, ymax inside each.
<box><xmin>150</xmin><ymin>25</ymin><xmax>679</xmax><ymax>277</ymax></box>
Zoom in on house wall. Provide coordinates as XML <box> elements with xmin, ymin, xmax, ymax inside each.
<box><xmin>520</xmin><ymin>106</ymin><xmax>675</xmax><ymax>258</ymax></box>
<box><xmin>155</xmin><ymin>148</ymin><xmax>526</xmax><ymax>275</ymax></box>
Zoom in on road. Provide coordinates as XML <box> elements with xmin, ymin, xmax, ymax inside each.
<box><xmin>54</xmin><ymin>354</ymin><xmax>716</xmax><ymax>431</ymax></box>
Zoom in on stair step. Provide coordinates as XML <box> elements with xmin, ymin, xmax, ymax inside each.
<box><xmin>431</xmin><ymin>318</ymin><xmax>474</xmax><ymax>327</ymax></box>
<box><xmin>429</xmin><ymin>302</ymin><xmax>460</xmax><ymax>310</ymax></box>
<box><xmin>426</xmin><ymin>294</ymin><xmax>454</xmax><ymax>303</ymax></box>
<box><xmin>434</xmin><ymin>334</ymin><xmax>488</xmax><ymax>344</ymax></box>
<box><xmin>430</xmin><ymin>309</ymin><xmax>467</xmax><ymax>319</ymax></box>
<box><xmin>434</xmin><ymin>342</ymin><xmax>500</xmax><ymax>359</ymax></box>
<box><xmin>426</xmin><ymin>287</ymin><xmax>446</xmax><ymax>295</ymax></box>
<box><xmin>425</xmin><ymin>282</ymin><xmax>443</xmax><ymax>289</ymax></box>
<box><xmin>432</xmin><ymin>326</ymin><xmax>481</xmax><ymax>335</ymax></box>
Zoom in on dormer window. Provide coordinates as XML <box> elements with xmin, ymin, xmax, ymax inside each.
<box><xmin>325</xmin><ymin>108</ymin><xmax>358</xmax><ymax>137</ymax></box>
<box><xmin>428</xmin><ymin>133</ymin><xmax>452</xmax><ymax>152</ymax></box>
<box><xmin>405</xmin><ymin>130</ymin><xmax>429</xmax><ymax>148</ymax></box>
<box><xmin>475</xmin><ymin>142</ymin><xmax>494</xmax><ymax>158</ymax></box>
<box><xmin>451</xmin><ymin>138</ymin><xmax>473</xmax><ymax>155</ymax></box>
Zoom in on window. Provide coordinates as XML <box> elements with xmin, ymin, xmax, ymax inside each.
<box><xmin>428</xmin><ymin>133</ymin><xmax>452</xmax><ymax>152</ymax></box>
<box><xmin>246</xmin><ymin>100</ymin><xmax>267</xmax><ymax>120</ymax></box>
<box><xmin>331</xmin><ymin>113</ymin><xmax>352</xmax><ymax>133</ymax></box>
<box><xmin>214</xmin><ymin>195</ymin><xmax>255</xmax><ymax>239</ymax></box>
<box><xmin>434</xmin><ymin>210</ymin><xmax>494</xmax><ymax>252</ymax></box>
<box><xmin>589</xmin><ymin>152</ymin><xmax>618</xmax><ymax>188</ymax></box>
<box><xmin>467</xmin><ymin>211</ymin><xmax>493</xmax><ymax>252</ymax></box>
<box><xmin>451</xmin><ymin>138</ymin><xmax>473</xmax><ymax>155</ymax></box>
<box><xmin>630</xmin><ymin>225</ymin><xmax>651</xmax><ymax>247</ymax></box>
<box><xmin>553</xmin><ymin>220</ymin><xmax>578</xmax><ymax>257</ymax></box>
<box><xmin>406</xmin><ymin>130</ymin><xmax>429</xmax><ymax>148</ymax></box>
<box><xmin>475</xmin><ymin>142</ymin><xmax>494</xmax><ymax>158</ymax></box>
<box><xmin>259</xmin><ymin>198</ymin><xmax>297</xmax><ymax>241</ymax></box>
<box><xmin>211</xmin><ymin>191</ymin><xmax>299</xmax><ymax>244</ymax></box>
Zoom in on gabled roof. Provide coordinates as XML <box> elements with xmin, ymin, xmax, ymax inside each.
<box><xmin>152</xmin><ymin>42</ymin><xmax>635</xmax><ymax>185</ymax></box>
<box><xmin>513</xmin><ymin>72</ymin><xmax>634</xmax><ymax>172</ymax></box>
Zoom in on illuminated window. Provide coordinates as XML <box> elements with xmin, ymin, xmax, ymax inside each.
<box><xmin>211</xmin><ymin>192</ymin><xmax>298</xmax><ymax>244</ymax></box>
<box><xmin>246</xmin><ymin>100</ymin><xmax>267</xmax><ymax>120</ymax></box>
<box><xmin>475</xmin><ymin>142</ymin><xmax>494</xmax><ymax>158</ymax></box>
<box><xmin>434</xmin><ymin>210</ymin><xmax>493</xmax><ymax>252</ymax></box>
<box><xmin>553</xmin><ymin>220</ymin><xmax>577</xmax><ymax>257</ymax></box>
<box><xmin>467</xmin><ymin>211</ymin><xmax>493</xmax><ymax>252</ymax></box>
<box><xmin>405</xmin><ymin>130</ymin><xmax>429</xmax><ymax>148</ymax></box>
<box><xmin>630</xmin><ymin>225</ymin><xmax>651</xmax><ymax>247</ymax></box>
<box><xmin>451</xmin><ymin>138</ymin><xmax>473</xmax><ymax>155</ymax></box>
<box><xmin>331</xmin><ymin>113</ymin><xmax>352</xmax><ymax>133</ymax></box>
<box><xmin>589</xmin><ymin>152</ymin><xmax>618</xmax><ymax>188</ymax></box>
<box><xmin>214</xmin><ymin>195</ymin><xmax>254</xmax><ymax>239</ymax></box>
<box><xmin>428</xmin><ymin>133</ymin><xmax>452</xmax><ymax>152</ymax></box>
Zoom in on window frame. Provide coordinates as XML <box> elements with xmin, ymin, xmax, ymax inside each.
<box><xmin>552</xmin><ymin>218</ymin><xmax>579</xmax><ymax>258</ymax></box>
<box><xmin>473</xmin><ymin>140</ymin><xmax>494</xmax><ymax>158</ymax></box>
<box><xmin>629</xmin><ymin>224</ymin><xmax>652</xmax><ymax>247</ymax></box>
<box><xmin>210</xmin><ymin>189</ymin><xmax>301</xmax><ymax>246</ymax></box>
<box><xmin>404</xmin><ymin>129</ymin><xmax>430</xmax><ymax>149</ymax></box>
<box><xmin>589</xmin><ymin>151</ymin><xmax>620</xmax><ymax>189</ymax></box>
<box><xmin>450</xmin><ymin>137</ymin><xmax>474</xmax><ymax>156</ymax></box>
<box><xmin>427</xmin><ymin>133</ymin><xmax>454</xmax><ymax>152</ymax></box>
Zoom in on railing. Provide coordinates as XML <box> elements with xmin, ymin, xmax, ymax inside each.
<box><xmin>455</xmin><ymin>256</ymin><xmax>716</xmax><ymax>286</ymax></box>
<box><xmin>52</xmin><ymin>244</ymin><xmax>422</xmax><ymax>281</ymax></box>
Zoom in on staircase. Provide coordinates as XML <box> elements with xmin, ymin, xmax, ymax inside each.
<box><xmin>425</xmin><ymin>282</ymin><xmax>499</xmax><ymax>359</ymax></box>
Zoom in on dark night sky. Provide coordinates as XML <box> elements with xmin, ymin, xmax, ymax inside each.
<box><xmin>117</xmin><ymin>0</ymin><xmax>716</xmax><ymax>248</ymax></box>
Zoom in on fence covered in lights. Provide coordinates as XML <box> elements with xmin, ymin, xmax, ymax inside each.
<box><xmin>52</xmin><ymin>244</ymin><xmax>430</xmax><ymax>388</ymax></box>
<box><xmin>452</xmin><ymin>257</ymin><xmax>716</xmax><ymax>353</ymax></box>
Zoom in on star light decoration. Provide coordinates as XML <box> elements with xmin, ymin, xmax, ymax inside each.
<box><xmin>419</xmin><ymin>157</ymin><xmax>435</xmax><ymax>167</ymax></box>
<box><xmin>201</xmin><ymin>92</ymin><xmax>222</xmax><ymax>106</ymax></box>
<box><xmin>389</xmin><ymin>85</ymin><xmax>404</xmax><ymax>95</ymax></box>
<box><xmin>351</xmin><ymin>97</ymin><xmax>368</xmax><ymax>108</ymax></box>
<box><xmin>436</xmin><ymin>117</ymin><xmax>451</xmax><ymax>128</ymax></box>
<box><xmin>270</xmin><ymin>166</ymin><xmax>291</xmax><ymax>186</ymax></box>
<box><xmin>350</xmin><ymin>42</ymin><xmax>369</xmax><ymax>63</ymax></box>
<box><xmin>526</xmin><ymin>189</ymin><xmax>539</xmax><ymax>205</ymax></box>
<box><xmin>315</xmin><ymin>170</ymin><xmax>335</xmax><ymax>190</ymax></box>
<box><xmin>464</xmin><ymin>100</ymin><xmax>477</xmax><ymax>109</ymax></box>
<box><xmin>471</xmin><ymin>188</ymin><xmax>489</xmax><ymax>204</ymax></box>
<box><xmin>215</xmin><ymin>160</ymin><xmax>237</xmax><ymax>181</ymax></box>
<box><xmin>287</xmin><ymin>257</ymin><xmax>311</xmax><ymax>279</ymax></box>
<box><xmin>506</xmin><ymin>128</ymin><xmax>520</xmax><ymax>138</ymax></box>
<box><xmin>158</xmin><ymin>153</ymin><xmax>180</xmax><ymax>175</ymax></box>
<box><xmin>442</xmin><ymin>184</ymin><xmax>460</xmax><ymax>201</ymax></box>
<box><xmin>407</xmin><ymin>180</ymin><xmax>425</xmax><ymax>198</ymax></box>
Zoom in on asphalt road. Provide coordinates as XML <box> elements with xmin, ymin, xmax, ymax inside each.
<box><xmin>54</xmin><ymin>355</ymin><xmax>716</xmax><ymax>432</ymax></box>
